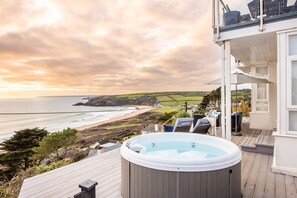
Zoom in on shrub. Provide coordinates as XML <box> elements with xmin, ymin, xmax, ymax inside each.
<box><xmin>158</xmin><ymin>111</ymin><xmax>177</xmax><ymax>124</ymax></box>
<box><xmin>172</xmin><ymin>111</ymin><xmax>191</xmax><ymax>125</ymax></box>
<box><xmin>0</xmin><ymin>128</ymin><xmax>48</xmax><ymax>178</ymax></box>
<box><xmin>0</xmin><ymin>167</ymin><xmax>35</xmax><ymax>198</ymax></box>
<box><xmin>0</xmin><ymin>187</ymin><xmax>12</xmax><ymax>198</ymax></box>
<box><xmin>232</xmin><ymin>100</ymin><xmax>251</xmax><ymax>117</ymax></box>
<box><xmin>175</xmin><ymin>111</ymin><xmax>191</xmax><ymax>119</ymax></box>
<box><xmin>73</xmin><ymin>151</ymin><xmax>87</xmax><ymax>162</ymax></box>
<box><xmin>31</xmin><ymin>128</ymin><xmax>77</xmax><ymax>162</ymax></box>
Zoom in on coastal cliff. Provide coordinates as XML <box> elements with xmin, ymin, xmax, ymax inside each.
<box><xmin>74</xmin><ymin>95</ymin><xmax>157</xmax><ymax>106</ymax></box>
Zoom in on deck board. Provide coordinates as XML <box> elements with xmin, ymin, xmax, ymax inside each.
<box><xmin>242</xmin><ymin>153</ymin><xmax>262</xmax><ymax>197</ymax></box>
<box><xmin>285</xmin><ymin>175</ymin><xmax>297</xmax><ymax>198</ymax></box>
<box><xmin>19</xmin><ymin>122</ymin><xmax>297</xmax><ymax>198</ymax></box>
<box><xmin>264</xmin><ymin>155</ymin><xmax>276</xmax><ymax>198</ymax></box>
<box><xmin>19</xmin><ymin>149</ymin><xmax>121</xmax><ymax>198</ymax></box>
<box><xmin>253</xmin><ymin>154</ymin><xmax>269</xmax><ymax>198</ymax></box>
<box><xmin>276</xmin><ymin>173</ymin><xmax>286</xmax><ymax>197</ymax></box>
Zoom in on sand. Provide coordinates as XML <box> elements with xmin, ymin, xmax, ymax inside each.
<box><xmin>76</xmin><ymin>106</ymin><xmax>154</xmax><ymax>131</ymax></box>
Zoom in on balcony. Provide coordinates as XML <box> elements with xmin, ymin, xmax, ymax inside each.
<box><xmin>213</xmin><ymin>0</ymin><xmax>297</xmax><ymax>41</ymax></box>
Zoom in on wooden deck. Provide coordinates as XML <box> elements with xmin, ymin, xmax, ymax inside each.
<box><xmin>19</xmin><ymin>124</ymin><xmax>297</xmax><ymax>198</ymax></box>
<box><xmin>241</xmin><ymin>129</ymin><xmax>275</xmax><ymax>155</ymax></box>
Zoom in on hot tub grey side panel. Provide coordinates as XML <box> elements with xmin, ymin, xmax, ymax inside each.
<box><xmin>121</xmin><ymin>157</ymin><xmax>241</xmax><ymax>198</ymax></box>
<box><xmin>129</xmin><ymin>163</ymin><xmax>178</xmax><ymax>198</ymax></box>
<box><xmin>230</xmin><ymin>161</ymin><xmax>241</xmax><ymax>198</ymax></box>
<box><xmin>121</xmin><ymin>158</ymin><xmax>129</xmax><ymax>198</ymax></box>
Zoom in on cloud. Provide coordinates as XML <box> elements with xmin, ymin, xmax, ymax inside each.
<box><xmin>0</xmin><ymin>0</ymin><xmax>220</xmax><ymax>98</ymax></box>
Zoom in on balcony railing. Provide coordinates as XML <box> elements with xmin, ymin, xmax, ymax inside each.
<box><xmin>213</xmin><ymin>0</ymin><xmax>297</xmax><ymax>38</ymax></box>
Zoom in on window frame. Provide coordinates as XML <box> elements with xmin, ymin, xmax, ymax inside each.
<box><xmin>253</xmin><ymin>66</ymin><xmax>269</xmax><ymax>113</ymax></box>
<box><xmin>286</xmin><ymin>32</ymin><xmax>297</xmax><ymax>134</ymax></box>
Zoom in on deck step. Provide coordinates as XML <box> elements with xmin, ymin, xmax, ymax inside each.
<box><xmin>241</xmin><ymin>130</ymin><xmax>274</xmax><ymax>155</ymax></box>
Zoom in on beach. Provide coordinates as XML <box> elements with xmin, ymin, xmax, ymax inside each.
<box><xmin>0</xmin><ymin>96</ymin><xmax>154</xmax><ymax>142</ymax></box>
<box><xmin>76</xmin><ymin>106</ymin><xmax>153</xmax><ymax>131</ymax></box>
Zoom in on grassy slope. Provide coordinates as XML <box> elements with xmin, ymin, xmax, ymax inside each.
<box><xmin>114</xmin><ymin>90</ymin><xmax>250</xmax><ymax>107</ymax></box>
<box><xmin>231</xmin><ymin>89</ymin><xmax>251</xmax><ymax>101</ymax></box>
<box><xmin>115</xmin><ymin>91</ymin><xmax>207</xmax><ymax>107</ymax></box>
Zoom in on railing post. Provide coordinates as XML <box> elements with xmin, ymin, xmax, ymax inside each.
<box><xmin>225</xmin><ymin>41</ymin><xmax>232</xmax><ymax>141</ymax></box>
<box><xmin>221</xmin><ymin>42</ymin><xmax>226</xmax><ymax>139</ymax></box>
<box><xmin>216</xmin><ymin>0</ymin><xmax>220</xmax><ymax>39</ymax></box>
<box><xmin>212</xmin><ymin>0</ymin><xmax>215</xmax><ymax>29</ymax></box>
<box><xmin>74</xmin><ymin>180</ymin><xmax>98</xmax><ymax>198</ymax></box>
<box><xmin>259</xmin><ymin>0</ymin><xmax>265</xmax><ymax>31</ymax></box>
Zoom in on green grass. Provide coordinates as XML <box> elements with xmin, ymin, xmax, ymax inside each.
<box><xmin>116</xmin><ymin>94</ymin><xmax>144</xmax><ymax>99</ymax></box>
<box><xmin>177</xmin><ymin>100</ymin><xmax>201</xmax><ymax>105</ymax></box>
<box><xmin>169</xmin><ymin>95</ymin><xmax>202</xmax><ymax>101</ymax></box>
<box><xmin>152</xmin><ymin>107</ymin><xmax>179</xmax><ymax>114</ymax></box>
<box><xmin>114</xmin><ymin>91</ymin><xmax>208</xmax><ymax>107</ymax></box>
<box><xmin>156</xmin><ymin>95</ymin><xmax>173</xmax><ymax>102</ymax></box>
<box><xmin>169</xmin><ymin>95</ymin><xmax>185</xmax><ymax>100</ymax></box>
<box><xmin>183</xmin><ymin>96</ymin><xmax>203</xmax><ymax>101</ymax></box>
<box><xmin>159</xmin><ymin>101</ymin><xmax>178</xmax><ymax>106</ymax></box>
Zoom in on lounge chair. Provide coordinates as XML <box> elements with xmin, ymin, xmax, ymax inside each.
<box><xmin>172</xmin><ymin>118</ymin><xmax>193</xmax><ymax>132</ymax></box>
<box><xmin>192</xmin><ymin>118</ymin><xmax>211</xmax><ymax>134</ymax></box>
<box><xmin>193</xmin><ymin>114</ymin><xmax>205</xmax><ymax>127</ymax></box>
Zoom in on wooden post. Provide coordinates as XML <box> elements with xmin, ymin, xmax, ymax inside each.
<box><xmin>185</xmin><ymin>101</ymin><xmax>188</xmax><ymax>112</ymax></box>
<box><xmin>74</xmin><ymin>180</ymin><xmax>98</xmax><ymax>198</ymax></box>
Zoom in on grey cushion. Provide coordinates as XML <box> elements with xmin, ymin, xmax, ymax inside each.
<box><xmin>196</xmin><ymin>118</ymin><xmax>209</xmax><ymax>126</ymax></box>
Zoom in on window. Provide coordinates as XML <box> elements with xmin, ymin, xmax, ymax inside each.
<box><xmin>292</xmin><ymin>61</ymin><xmax>297</xmax><ymax>105</ymax></box>
<box><xmin>287</xmin><ymin>33</ymin><xmax>297</xmax><ymax>133</ymax></box>
<box><xmin>256</xmin><ymin>101</ymin><xmax>268</xmax><ymax>112</ymax></box>
<box><xmin>255</xmin><ymin>66</ymin><xmax>269</xmax><ymax>112</ymax></box>
<box><xmin>289</xmin><ymin>34</ymin><xmax>297</xmax><ymax>56</ymax></box>
<box><xmin>257</xmin><ymin>83</ymin><xmax>267</xmax><ymax>99</ymax></box>
<box><xmin>255</xmin><ymin>67</ymin><xmax>268</xmax><ymax>78</ymax></box>
<box><xmin>289</xmin><ymin>111</ymin><xmax>297</xmax><ymax>131</ymax></box>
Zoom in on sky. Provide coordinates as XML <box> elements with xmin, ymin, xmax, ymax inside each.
<box><xmin>0</xmin><ymin>0</ymin><xmax>223</xmax><ymax>98</ymax></box>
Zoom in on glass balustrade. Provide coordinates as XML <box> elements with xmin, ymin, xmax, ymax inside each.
<box><xmin>214</xmin><ymin>0</ymin><xmax>297</xmax><ymax>33</ymax></box>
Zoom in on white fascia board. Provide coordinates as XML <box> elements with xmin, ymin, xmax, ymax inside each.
<box><xmin>216</xmin><ymin>18</ymin><xmax>297</xmax><ymax>42</ymax></box>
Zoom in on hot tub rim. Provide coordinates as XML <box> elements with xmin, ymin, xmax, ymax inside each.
<box><xmin>121</xmin><ymin>132</ymin><xmax>242</xmax><ymax>172</ymax></box>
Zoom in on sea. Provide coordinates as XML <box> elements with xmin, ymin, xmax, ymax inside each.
<box><xmin>0</xmin><ymin>96</ymin><xmax>136</xmax><ymax>141</ymax></box>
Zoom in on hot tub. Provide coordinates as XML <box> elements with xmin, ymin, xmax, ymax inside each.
<box><xmin>121</xmin><ymin>132</ymin><xmax>242</xmax><ymax>198</ymax></box>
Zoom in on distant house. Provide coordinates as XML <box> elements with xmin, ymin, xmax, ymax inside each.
<box><xmin>89</xmin><ymin>139</ymin><xmax>121</xmax><ymax>155</ymax></box>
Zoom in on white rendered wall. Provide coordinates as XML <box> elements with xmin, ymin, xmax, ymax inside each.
<box><xmin>250</xmin><ymin>62</ymin><xmax>277</xmax><ymax>130</ymax></box>
<box><xmin>272</xmin><ymin>134</ymin><xmax>297</xmax><ymax>176</ymax></box>
<box><xmin>272</xmin><ymin>29</ymin><xmax>297</xmax><ymax>177</ymax></box>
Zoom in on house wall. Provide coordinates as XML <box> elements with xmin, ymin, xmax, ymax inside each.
<box><xmin>250</xmin><ymin>61</ymin><xmax>277</xmax><ymax>130</ymax></box>
<box><xmin>272</xmin><ymin>28</ymin><xmax>297</xmax><ymax>177</ymax></box>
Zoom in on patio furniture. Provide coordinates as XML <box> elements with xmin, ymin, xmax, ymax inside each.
<box><xmin>281</xmin><ymin>0</ymin><xmax>297</xmax><ymax>13</ymax></box>
<box><xmin>172</xmin><ymin>118</ymin><xmax>193</xmax><ymax>132</ymax></box>
<box><xmin>241</xmin><ymin>14</ymin><xmax>251</xmax><ymax>22</ymax></box>
<box><xmin>192</xmin><ymin>118</ymin><xmax>211</xmax><ymax>134</ymax></box>
<box><xmin>216</xmin><ymin>113</ymin><xmax>221</xmax><ymax>127</ymax></box>
<box><xmin>193</xmin><ymin>114</ymin><xmax>205</xmax><ymax>127</ymax></box>
<box><xmin>163</xmin><ymin>125</ymin><xmax>174</xmax><ymax>132</ymax></box>
<box><xmin>224</xmin><ymin>11</ymin><xmax>241</xmax><ymax>25</ymax></box>
<box><xmin>231</xmin><ymin>112</ymin><xmax>243</xmax><ymax>133</ymax></box>
<box><xmin>248</xmin><ymin>0</ymin><xmax>287</xmax><ymax>19</ymax></box>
